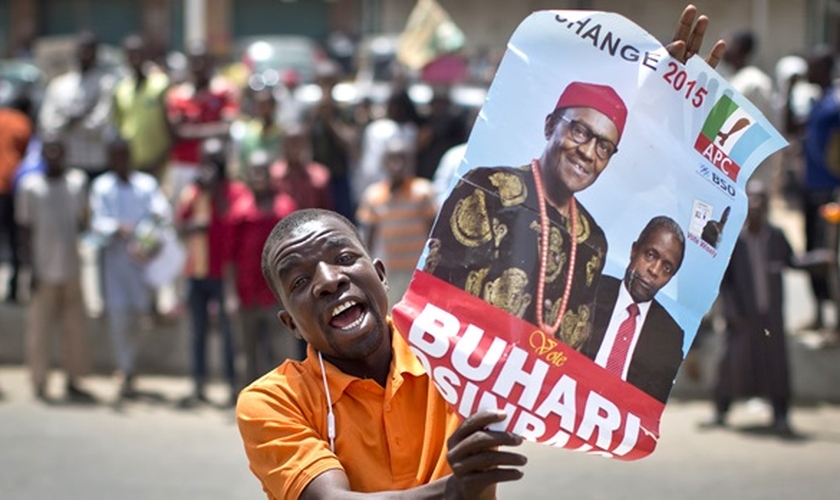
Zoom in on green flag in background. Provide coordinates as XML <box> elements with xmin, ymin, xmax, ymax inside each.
<box><xmin>398</xmin><ymin>0</ymin><xmax>466</xmax><ymax>70</ymax></box>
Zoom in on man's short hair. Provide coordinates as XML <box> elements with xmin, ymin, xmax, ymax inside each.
<box><xmin>77</xmin><ymin>30</ymin><xmax>99</xmax><ymax>48</ymax></box>
<box><xmin>261</xmin><ymin>209</ymin><xmax>365</xmax><ymax>303</ymax></box>
<box><xmin>637</xmin><ymin>216</ymin><xmax>686</xmax><ymax>270</ymax></box>
<box><xmin>730</xmin><ymin>30</ymin><xmax>756</xmax><ymax>57</ymax></box>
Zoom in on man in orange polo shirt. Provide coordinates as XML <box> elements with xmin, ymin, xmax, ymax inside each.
<box><xmin>236</xmin><ymin>208</ymin><xmax>526</xmax><ymax>499</ymax></box>
<box><xmin>236</xmin><ymin>6</ymin><xmax>725</xmax><ymax>499</ymax></box>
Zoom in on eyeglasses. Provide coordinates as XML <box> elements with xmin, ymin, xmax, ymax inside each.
<box><xmin>558</xmin><ymin>115</ymin><xmax>619</xmax><ymax>160</ymax></box>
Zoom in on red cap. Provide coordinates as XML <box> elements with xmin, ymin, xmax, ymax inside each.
<box><xmin>555</xmin><ymin>81</ymin><xmax>627</xmax><ymax>140</ymax></box>
<box><xmin>281</xmin><ymin>69</ymin><xmax>301</xmax><ymax>86</ymax></box>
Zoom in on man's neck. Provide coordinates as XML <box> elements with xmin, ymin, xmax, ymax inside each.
<box><xmin>287</xmin><ymin>159</ymin><xmax>306</xmax><ymax>172</ymax></box>
<box><xmin>325</xmin><ymin>327</ymin><xmax>393</xmax><ymax>387</ymax></box>
<box><xmin>133</xmin><ymin>67</ymin><xmax>147</xmax><ymax>86</ymax></box>
<box><xmin>389</xmin><ymin>177</ymin><xmax>407</xmax><ymax>192</ymax></box>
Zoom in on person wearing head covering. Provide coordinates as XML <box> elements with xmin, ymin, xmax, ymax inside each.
<box><xmin>426</xmin><ymin>81</ymin><xmax>627</xmax><ymax>349</ymax></box>
<box><xmin>705</xmin><ymin>180</ymin><xmax>797</xmax><ymax>435</ymax></box>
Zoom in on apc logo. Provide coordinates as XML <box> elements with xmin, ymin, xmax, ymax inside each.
<box><xmin>695</xmin><ymin>95</ymin><xmax>771</xmax><ymax>182</ymax></box>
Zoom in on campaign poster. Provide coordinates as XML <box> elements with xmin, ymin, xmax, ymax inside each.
<box><xmin>392</xmin><ymin>10</ymin><xmax>787</xmax><ymax>460</ymax></box>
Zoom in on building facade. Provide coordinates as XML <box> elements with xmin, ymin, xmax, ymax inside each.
<box><xmin>1</xmin><ymin>0</ymin><xmax>838</xmax><ymax>76</ymax></box>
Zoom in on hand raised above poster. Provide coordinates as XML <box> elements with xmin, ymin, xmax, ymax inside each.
<box><xmin>393</xmin><ymin>8</ymin><xmax>787</xmax><ymax>461</ymax></box>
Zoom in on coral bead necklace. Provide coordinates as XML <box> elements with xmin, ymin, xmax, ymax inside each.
<box><xmin>531</xmin><ymin>159</ymin><xmax>577</xmax><ymax>337</ymax></box>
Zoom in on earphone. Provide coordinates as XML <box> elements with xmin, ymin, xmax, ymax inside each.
<box><xmin>317</xmin><ymin>351</ymin><xmax>337</xmax><ymax>453</ymax></box>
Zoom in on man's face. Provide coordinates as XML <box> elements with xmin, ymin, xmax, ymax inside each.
<box><xmin>284</xmin><ymin>134</ymin><xmax>307</xmax><ymax>163</ymax></box>
<box><xmin>624</xmin><ymin>227</ymin><xmax>683</xmax><ymax>303</ymax></box>
<box><xmin>42</xmin><ymin>141</ymin><xmax>65</xmax><ymax>175</ymax></box>
<box><xmin>126</xmin><ymin>45</ymin><xmax>144</xmax><ymax>72</ymax></box>
<box><xmin>77</xmin><ymin>41</ymin><xmax>97</xmax><ymax>70</ymax></box>
<box><xmin>267</xmin><ymin>217</ymin><xmax>390</xmax><ymax>363</ymax></box>
<box><xmin>109</xmin><ymin>144</ymin><xmax>131</xmax><ymax>178</ymax></box>
<box><xmin>254</xmin><ymin>94</ymin><xmax>276</xmax><ymax>121</ymax></box>
<box><xmin>188</xmin><ymin>51</ymin><xmax>212</xmax><ymax>81</ymax></box>
<box><xmin>747</xmin><ymin>191</ymin><xmax>768</xmax><ymax>227</ymax></box>
<box><xmin>542</xmin><ymin>107</ymin><xmax>619</xmax><ymax>196</ymax></box>
<box><xmin>246</xmin><ymin>162</ymin><xmax>272</xmax><ymax>195</ymax></box>
<box><xmin>384</xmin><ymin>150</ymin><xmax>411</xmax><ymax>182</ymax></box>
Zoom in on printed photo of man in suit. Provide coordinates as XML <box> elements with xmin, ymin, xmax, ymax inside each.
<box><xmin>581</xmin><ymin>216</ymin><xmax>686</xmax><ymax>404</ymax></box>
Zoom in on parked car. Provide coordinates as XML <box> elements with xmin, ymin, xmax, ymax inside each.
<box><xmin>0</xmin><ymin>59</ymin><xmax>46</xmax><ymax>112</ymax></box>
<box><xmin>235</xmin><ymin>35</ymin><xmax>326</xmax><ymax>89</ymax></box>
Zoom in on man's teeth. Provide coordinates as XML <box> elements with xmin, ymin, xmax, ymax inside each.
<box><xmin>341</xmin><ymin>314</ymin><xmax>364</xmax><ymax>331</ymax></box>
<box><xmin>332</xmin><ymin>300</ymin><xmax>358</xmax><ymax>318</ymax></box>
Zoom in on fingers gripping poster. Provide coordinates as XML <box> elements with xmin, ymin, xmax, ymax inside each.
<box><xmin>392</xmin><ymin>11</ymin><xmax>787</xmax><ymax>460</ymax></box>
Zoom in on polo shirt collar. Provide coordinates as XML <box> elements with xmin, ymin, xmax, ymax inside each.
<box><xmin>302</xmin><ymin>317</ymin><xmax>427</xmax><ymax>403</ymax></box>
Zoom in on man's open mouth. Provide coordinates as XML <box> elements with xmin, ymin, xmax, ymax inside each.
<box><xmin>570</xmin><ymin>160</ymin><xmax>590</xmax><ymax>176</ymax></box>
<box><xmin>329</xmin><ymin>299</ymin><xmax>366</xmax><ymax>330</ymax></box>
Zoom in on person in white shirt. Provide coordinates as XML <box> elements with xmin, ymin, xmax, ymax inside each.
<box><xmin>88</xmin><ymin>137</ymin><xmax>171</xmax><ymax>400</ymax></box>
<box><xmin>38</xmin><ymin>31</ymin><xmax>117</xmax><ymax>180</ymax></box>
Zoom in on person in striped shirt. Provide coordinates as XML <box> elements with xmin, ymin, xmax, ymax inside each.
<box><xmin>356</xmin><ymin>138</ymin><xmax>438</xmax><ymax>306</ymax></box>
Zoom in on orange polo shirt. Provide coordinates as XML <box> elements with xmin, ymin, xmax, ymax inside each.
<box><xmin>236</xmin><ymin>321</ymin><xmax>460</xmax><ymax>500</ymax></box>
<box><xmin>0</xmin><ymin>108</ymin><xmax>31</xmax><ymax>194</ymax></box>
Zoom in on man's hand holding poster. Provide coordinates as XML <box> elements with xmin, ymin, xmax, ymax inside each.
<box><xmin>392</xmin><ymin>9</ymin><xmax>787</xmax><ymax>460</ymax></box>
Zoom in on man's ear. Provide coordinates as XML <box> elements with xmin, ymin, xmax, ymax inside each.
<box><xmin>374</xmin><ymin>258</ymin><xmax>388</xmax><ymax>291</ymax></box>
<box><xmin>277</xmin><ymin>310</ymin><xmax>303</xmax><ymax>340</ymax></box>
<box><xmin>544</xmin><ymin>113</ymin><xmax>556</xmax><ymax>140</ymax></box>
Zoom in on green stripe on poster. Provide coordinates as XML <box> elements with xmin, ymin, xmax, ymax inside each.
<box><xmin>701</xmin><ymin>95</ymin><xmax>738</xmax><ymax>139</ymax></box>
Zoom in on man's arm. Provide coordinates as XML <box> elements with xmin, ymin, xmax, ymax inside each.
<box><xmin>298</xmin><ymin>410</ymin><xmax>526</xmax><ymax>500</ymax></box>
<box><xmin>84</xmin><ymin>72</ymin><xmax>116</xmax><ymax>131</ymax></box>
<box><xmin>38</xmin><ymin>78</ymin><xmax>69</xmax><ymax>134</ymax></box>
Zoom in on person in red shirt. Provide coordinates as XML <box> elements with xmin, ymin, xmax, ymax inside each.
<box><xmin>270</xmin><ymin>124</ymin><xmax>332</xmax><ymax>211</ymax></box>
<box><xmin>0</xmin><ymin>92</ymin><xmax>33</xmax><ymax>302</ymax></box>
<box><xmin>166</xmin><ymin>42</ymin><xmax>238</xmax><ymax>206</ymax></box>
<box><xmin>230</xmin><ymin>150</ymin><xmax>300</xmax><ymax>384</ymax></box>
<box><xmin>175</xmin><ymin>138</ymin><xmax>249</xmax><ymax>407</ymax></box>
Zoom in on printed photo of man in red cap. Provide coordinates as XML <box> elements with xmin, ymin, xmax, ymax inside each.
<box><xmin>425</xmin><ymin>81</ymin><xmax>628</xmax><ymax>350</ymax></box>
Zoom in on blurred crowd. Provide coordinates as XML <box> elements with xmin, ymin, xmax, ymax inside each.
<box><xmin>0</xmin><ymin>25</ymin><xmax>839</xmax><ymax>432</ymax></box>
<box><xmin>0</xmin><ymin>28</ymin><xmax>485</xmax><ymax>407</ymax></box>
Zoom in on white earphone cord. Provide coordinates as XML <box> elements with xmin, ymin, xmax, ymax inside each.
<box><xmin>318</xmin><ymin>351</ymin><xmax>336</xmax><ymax>453</ymax></box>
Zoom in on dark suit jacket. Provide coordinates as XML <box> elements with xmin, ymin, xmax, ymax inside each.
<box><xmin>581</xmin><ymin>276</ymin><xmax>684</xmax><ymax>404</ymax></box>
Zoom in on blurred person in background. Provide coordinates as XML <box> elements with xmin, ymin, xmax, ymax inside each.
<box><xmin>166</xmin><ymin>42</ymin><xmax>238</xmax><ymax>207</ymax></box>
<box><xmin>175</xmin><ymin>139</ymin><xmax>248</xmax><ymax>408</ymax></box>
<box><xmin>354</xmin><ymin>88</ymin><xmax>422</xmax><ymax>209</ymax></box>
<box><xmin>308</xmin><ymin>60</ymin><xmax>356</xmax><ymax>222</ymax></box>
<box><xmin>788</xmin><ymin>46</ymin><xmax>840</xmax><ymax>333</ymax></box>
<box><xmin>39</xmin><ymin>30</ymin><xmax>116</xmax><ymax>181</ymax></box>
<box><xmin>276</xmin><ymin>69</ymin><xmax>307</xmax><ymax>128</ymax></box>
<box><xmin>432</xmin><ymin>141</ymin><xmax>467</xmax><ymax>207</ymax></box>
<box><xmin>15</xmin><ymin>135</ymin><xmax>93</xmax><ymax>403</ymax></box>
<box><xmin>719</xmin><ymin>30</ymin><xmax>775</xmax><ymax>187</ymax></box>
<box><xmin>0</xmin><ymin>89</ymin><xmax>34</xmax><ymax>302</ymax></box>
<box><xmin>88</xmin><ymin>136</ymin><xmax>171</xmax><ymax>402</ymax></box>
<box><xmin>416</xmin><ymin>87</ymin><xmax>468</xmax><ymax>180</ymax></box>
<box><xmin>776</xmin><ymin>55</ymin><xmax>821</xmax><ymax>205</ymax></box>
<box><xmin>113</xmin><ymin>34</ymin><xmax>172</xmax><ymax>183</ymax></box>
<box><xmin>357</xmin><ymin>138</ymin><xmax>437</xmax><ymax>306</ymax></box>
<box><xmin>271</xmin><ymin>123</ymin><xmax>332</xmax><ymax>212</ymax></box>
<box><xmin>229</xmin><ymin>150</ymin><xmax>300</xmax><ymax>384</ymax></box>
<box><xmin>705</xmin><ymin>180</ymin><xmax>797</xmax><ymax>435</ymax></box>
<box><xmin>230</xmin><ymin>88</ymin><xmax>283</xmax><ymax>179</ymax></box>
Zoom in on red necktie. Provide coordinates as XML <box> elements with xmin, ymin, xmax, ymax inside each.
<box><xmin>605</xmin><ymin>303</ymin><xmax>640</xmax><ymax>378</ymax></box>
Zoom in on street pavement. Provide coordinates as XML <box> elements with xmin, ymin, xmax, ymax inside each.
<box><xmin>1</xmin><ymin>192</ymin><xmax>839</xmax><ymax>499</ymax></box>
<box><xmin>1</xmin><ymin>365</ymin><xmax>838</xmax><ymax>500</ymax></box>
